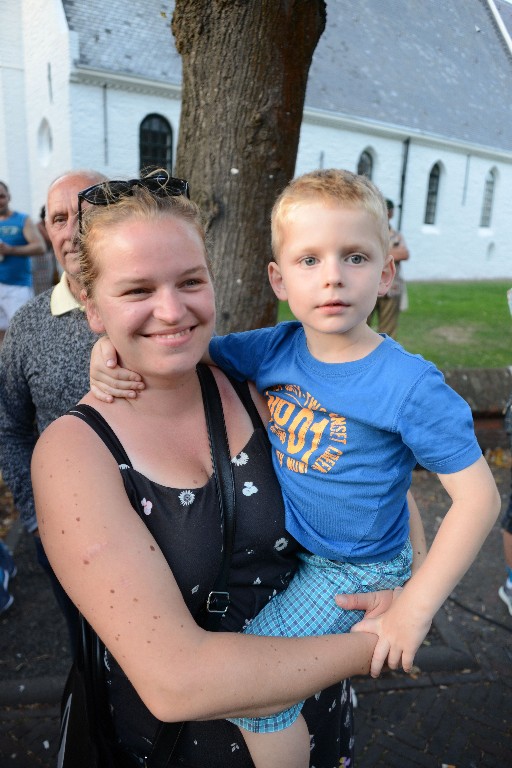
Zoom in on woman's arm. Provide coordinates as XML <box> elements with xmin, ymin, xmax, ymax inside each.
<box><xmin>33</xmin><ymin>415</ymin><xmax>376</xmax><ymax>723</ymax></box>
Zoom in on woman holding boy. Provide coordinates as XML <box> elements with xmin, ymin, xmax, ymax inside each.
<box><xmin>92</xmin><ymin>169</ymin><xmax>500</xmax><ymax>768</ymax></box>
<box><xmin>32</xmin><ymin>174</ymin><xmax>397</xmax><ymax>767</ymax></box>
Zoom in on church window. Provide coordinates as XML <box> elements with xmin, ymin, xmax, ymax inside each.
<box><xmin>139</xmin><ymin>114</ymin><xmax>173</xmax><ymax>174</ymax></box>
<box><xmin>424</xmin><ymin>163</ymin><xmax>441</xmax><ymax>224</ymax></box>
<box><xmin>480</xmin><ymin>169</ymin><xmax>496</xmax><ymax>228</ymax></box>
<box><xmin>357</xmin><ymin>150</ymin><xmax>373</xmax><ymax>180</ymax></box>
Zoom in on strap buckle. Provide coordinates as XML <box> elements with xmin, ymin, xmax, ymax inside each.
<box><xmin>206</xmin><ymin>591</ymin><xmax>230</xmax><ymax>614</ymax></box>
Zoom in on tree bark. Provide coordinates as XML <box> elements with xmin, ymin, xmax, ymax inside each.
<box><xmin>172</xmin><ymin>0</ymin><xmax>326</xmax><ymax>334</ymax></box>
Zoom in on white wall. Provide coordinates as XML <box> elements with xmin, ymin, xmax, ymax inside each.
<box><xmin>22</xmin><ymin>0</ymin><xmax>74</xmax><ymax>217</ymax></box>
<box><xmin>7</xmin><ymin>0</ymin><xmax>182</xmax><ymax>215</ymax></box>
<box><xmin>399</xmin><ymin>141</ymin><xmax>512</xmax><ymax>281</ymax></box>
<box><xmin>296</xmin><ymin>114</ymin><xmax>512</xmax><ymax>282</ymax></box>
<box><xmin>296</xmin><ymin>118</ymin><xmax>405</xmax><ymax>204</ymax></box>
<box><xmin>0</xmin><ymin>1</ymin><xmax>31</xmax><ymax>214</ymax></box>
<box><xmin>69</xmin><ymin>82</ymin><xmax>181</xmax><ymax>178</ymax></box>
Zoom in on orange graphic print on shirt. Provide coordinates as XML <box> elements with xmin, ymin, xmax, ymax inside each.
<box><xmin>265</xmin><ymin>384</ymin><xmax>346</xmax><ymax>475</ymax></box>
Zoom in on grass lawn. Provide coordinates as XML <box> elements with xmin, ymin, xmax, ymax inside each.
<box><xmin>277</xmin><ymin>280</ymin><xmax>512</xmax><ymax>369</ymax></box>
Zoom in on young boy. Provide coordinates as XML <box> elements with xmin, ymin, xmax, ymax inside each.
<box><xmin>91</xmin><ymin>170</ymin><xmax>500</xmax><ymax>768</ymax></box>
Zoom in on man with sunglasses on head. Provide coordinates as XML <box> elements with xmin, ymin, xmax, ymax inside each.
<box><xmin>0</xmin><ymin>170</ymin><xmax>105</xmax><ymax>652</ymax></box>
<box><xmin>0</xmin><ymin>181</ymin><xmax>46</xmax><ymax>344</ymax></box>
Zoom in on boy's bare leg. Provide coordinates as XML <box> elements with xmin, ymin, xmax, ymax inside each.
<box><xmin>240</xmin><ymin>713</ymin><xmax>309</xmax><ymax>768</ymax></box>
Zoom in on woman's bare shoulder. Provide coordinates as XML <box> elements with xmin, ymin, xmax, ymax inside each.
<box><xmin>32</xmin><ymin>407</ymin><xmax>118</xmax><ymax>484</ymax></box>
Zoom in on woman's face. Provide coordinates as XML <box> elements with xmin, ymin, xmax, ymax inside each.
<box><xmin>86</xmin><ymin>215</ymin><xmax>216</xmax><ymax>381</ymax></box>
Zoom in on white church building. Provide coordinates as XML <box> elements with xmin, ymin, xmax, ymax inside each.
<box><xmin>1</xmin><ymin>0</ymin><xmax>512</xmax><ymax>282</ymax></box>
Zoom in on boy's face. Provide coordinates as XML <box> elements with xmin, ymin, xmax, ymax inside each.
<box><xmin>269</xmin><ymin>202</ymin><xmax>395</xmax><ymax>356</ymax></box>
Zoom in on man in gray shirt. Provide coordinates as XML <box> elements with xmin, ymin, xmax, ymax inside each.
<box><xmin>0</xmin><ymin>169</ymin><xmax>105</xmax><ymax>650</ymax></box>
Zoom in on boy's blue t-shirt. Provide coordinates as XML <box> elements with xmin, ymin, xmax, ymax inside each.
<box><xmin>209</xmin><ymin>322</ymin><xmax>482</xmax><ymax>563</ymax></box>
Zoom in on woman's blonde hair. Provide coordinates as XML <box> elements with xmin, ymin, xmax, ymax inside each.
<box><xmin>79</xmin><ymin>177</ymin><xmax>208</xmax><ymax>296</ymax></box>
<box><xmin>271</xmin><ymin>168</ymin><xmax>389</xmax><ymax>258</ymax></box>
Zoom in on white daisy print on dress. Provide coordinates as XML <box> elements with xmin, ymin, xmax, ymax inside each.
<box><xmin>179</xmin><ymin>490</ymin><xmax>195</xmax><ymax>506</ymax></box>
<box><xmin>274</xmin><ymin>537</ymin><xmax>288</xmax><ymax>552</ymax></box>
<box><xmin>141</xmin><ymin>498</ymin><xmax>153</xmax><ymax>515</ymax></box>
<box><xmin>232</xmin><ymin>451</ymin><xmax>249</xmax><ymax>466</ymax></box>
<box><xmin>242</xmin><ymin>481</ymin><xmax>258</xmax><ymax>496</ymax></box>
<box><xmin>119</xmin><ymin>464</ymin><xmax>130</xmax><ymax>470</ymax></box>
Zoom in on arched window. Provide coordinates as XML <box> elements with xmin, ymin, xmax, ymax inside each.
<box><xmin>480</xmin><ymin>168</ymin><xmax>496</xmax><ymax>228</ymax></box>
<box><xmin>357</xmin><ymin>150</ymin><xmax>373</xmax><ymax>179</ymax></box>
<box><xmin>139</xmin><ymin>114</ymin><xmax>173</xmax><ymax>174</ymax></box>
<box><xmin>424</xmin><ymin>163</ymin><xmax>441</xmax><ymax>225</ymax></box>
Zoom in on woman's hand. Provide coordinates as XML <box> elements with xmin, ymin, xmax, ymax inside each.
<box><xmin>90</xmin><ymin>335</ymin><xmax>145</xmax><ymax>402</ymax></box>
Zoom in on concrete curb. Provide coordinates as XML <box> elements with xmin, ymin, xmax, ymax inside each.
<box><xmin>442</xmin><ymin>367</ymin><xmax>512</xmax><ymax>416</ymax></box>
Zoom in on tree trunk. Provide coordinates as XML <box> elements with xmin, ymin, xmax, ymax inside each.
<box><xmin>172</xmin><ymin>0</ymin><xmax>326</xmax><ymax>334</ymax></box>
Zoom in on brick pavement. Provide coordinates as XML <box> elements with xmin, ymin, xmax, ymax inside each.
<box><xmin>1</xmin><ymin>462</ymin><xmax>512</xmax><ymax>767</ymax></box>
<box><xmin>0</xmin><ymin>705</ymin><xmax>59</xmax><ymax>768</ymax></box>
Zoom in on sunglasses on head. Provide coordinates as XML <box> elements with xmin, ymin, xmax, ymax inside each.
<box><xmin>77</xmin><ymin>174</ymin><xmax>190</xmax><ymax>232</ymax></box>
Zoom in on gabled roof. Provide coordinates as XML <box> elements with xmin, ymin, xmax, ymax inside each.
<box><xmin>62</xmin><ymin>0</ymin><xmax>512</xmax><ymax>152</ymax></box>
<box><xmin>62</xmin><ymin>0</ymin><xmax>182</xmax><ymax>84</ymax></box>
<box><xmin>306</xmin><ymin>0</ymin><xmax>512</xmax><ymax>152</ymax></box>
<box><xmin>495</xmin><ymin>0</ymin><xmax>512</xmax><ymax>35</ymax></box>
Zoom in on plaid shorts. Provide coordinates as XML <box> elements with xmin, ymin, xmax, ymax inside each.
<box><xmin>230</xmin><ymin>539</ymin><xmax>412</xmax><ymax>733</ymax></box>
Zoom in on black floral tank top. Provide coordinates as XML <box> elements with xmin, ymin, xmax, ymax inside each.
<box><xmin>68</xmin><ymin>377</ymin><xmax>353</xmax><ymax>768</ymax></box>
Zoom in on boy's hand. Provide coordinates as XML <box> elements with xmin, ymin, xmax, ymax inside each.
<box><xmin>348</xmin><ymin>589</ymin><xmax>432</xmax><ymax>678</ymax></box>
<box><xmin>335</xmin><ymin>588</ymin><xmax>398</xmax><ymax>619</ymax></box>
<box><xmin>90</xmin><ymin>336</ymin><xmax>145</xmax><ymax>403</ymax></box>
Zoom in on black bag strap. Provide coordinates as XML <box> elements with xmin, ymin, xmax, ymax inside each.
<box><xmin>72</xmin><ymin>364</ymin><xmax>237</xmax><ymax>768</ymax></box>
<box><xmin>227</xmin><ymin>376</ymin><xmax>265</xmax><ymax>431</ymax></box>
<box><xmin>196</xmin><ymin>363</ymin><xmax>236</xmax><ymax>629</ymax></box>
<box><xmin>147</xmin><ymin>365</ymin><xmax>237</xmax><ymax>767</ymax></box>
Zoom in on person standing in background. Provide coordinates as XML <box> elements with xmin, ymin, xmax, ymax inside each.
<box><xmin>32</xmin><ymin>205</ymin><xmax>58</xmax><ymax>295</ymax></box>
<box><xmin>0</xmin><ymin>181</ymin><xmax>45</xmax><ymax>342</ymax></box>
<box><xmin>0</xmin><ymin>170</ymin><xmax>104</xmax><ymax>653</ymax></box>
<box><xmin>368</xmin><ymin>198</ymin><xmax>409</xmax><ymax>338</ymax></box>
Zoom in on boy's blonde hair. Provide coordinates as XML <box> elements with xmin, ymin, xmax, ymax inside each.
<box><xmin>271</xmin><ymin>168</ymin><xmax>390</xmax><ymax>258</ymax></box>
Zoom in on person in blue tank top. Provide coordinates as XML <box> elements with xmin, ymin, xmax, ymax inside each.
<box><xmin>90</xmin><ymin>169</ymin><xmax>501</xmax><ymax>768</ymax></box>
<box><xmin>0</xmin><ymin>181</ymin><xmax>45</xmax><ymax>340</ymax></box>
